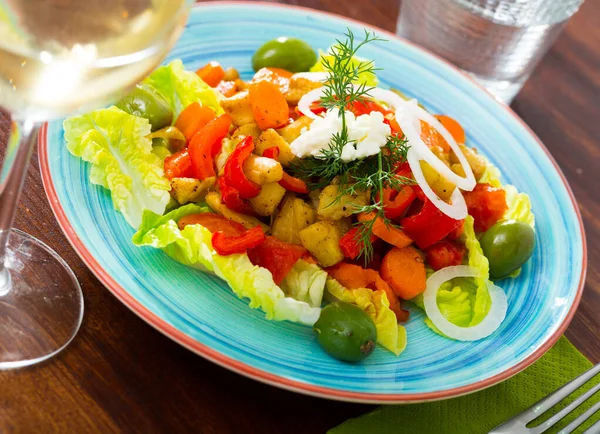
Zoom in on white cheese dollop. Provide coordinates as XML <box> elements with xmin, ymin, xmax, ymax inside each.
<box><xmin>289</xmin><ymin>109</ymin><xmax>343</xmax><ymax>159</ymax></box>
<box><xmin>342</xmin><ymin>111</ymin><xmax>391</xmax><ymax>162</ymax></box>
<box><xmin>290</xmin><ymin>109</ymin><xmax>391</xmax><ymax>162</ymax></box>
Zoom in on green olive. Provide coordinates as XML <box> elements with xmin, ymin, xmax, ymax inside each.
<box><xmin>116</xmin><ymin>83</ymin><xmax>173</xmax><ymax>131</ymax></box>
<box><xmin>314</xmin><ymin>302</ymin><xmax>377</xmax><ymax>363</ymax></box>
<box><xmin>480</xmin><ymin>220</ymin><xmax>535</xmax><ymax>279</ymax></box>
<box><xmin>252</xmin><ymin>37</ymin><xmax>317</xmax><ymax>73</ymax></box>
<box><xmin>148</xmin><ymin>126</ymin><xmax>186</xmax><ymax>152</ymax></box>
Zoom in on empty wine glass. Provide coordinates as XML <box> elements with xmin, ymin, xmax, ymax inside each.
<box><xmin>0</xmin><ymin>0</ymin><xmax>193</xmax><ymax>369</ymax></box>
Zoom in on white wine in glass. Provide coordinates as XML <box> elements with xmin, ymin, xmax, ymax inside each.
<box><xmin>0</xmin><ymin>0</ymin><xmax>193</xmax><ymax>369</ymax></box>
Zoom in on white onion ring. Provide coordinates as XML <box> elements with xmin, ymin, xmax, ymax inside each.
<box><xmin>367</xmin><ymin>87</ymin><xmax>407</xmax><ymax>109</ymax></box>
<box><xmin>297</xmin><ymin>87</ymin><xmax>326</xmax><ymax>120</ymax></box>
<box><xmin>396</xmin><ymin>107</ymin><xmax>476</xmax><ymax>191</ymax></box>
<box><xmin>292</xmin><ymin>72</ymin><xmax>329</xmax><ymax>82</ymax></box>
<box><xmin>407</xmin><ymin>148</ymin><xmax>468</xmax><ymax>220</ymax></box>
<box><xmin>405</xmin><ymin>103</ymin><xmax>476</xmax><ymax>191</ymax></box>
<box><xmin>423</xmin><ymin>266</ymin><xmax>508</xmax><ymax>341</ymax></box>
<box><xmin>367</xmin><ymin>87</ymin><xmax>476</xmax><ymax>191</ymax></box>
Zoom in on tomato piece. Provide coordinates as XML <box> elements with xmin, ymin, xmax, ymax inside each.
<box><xmin>425</xmin><ymin>240</ymin><xmax>466</xmax><ymax>271</ymax></box>
<box><xmin>212</xmin><ymin>226</ymin><xmax>266</xmax><ymax>256</ymax></box>
<box><xmin>247</xmin><ymin>236</ymin><xmax>307</xmax><ymax>284</ymax></box>
<box><xmin>175</xmin><ymin>102</ymin><xmax>216</xmax><ymax>142</ymax></box>
<box><xmin>164</xmin><ymin>149</ymin><xmax>194</xmax><ymax>179</ymax></box>
<box><xmin>196</xmin><ymin>61</ymin><xmax>226</xmax><ymax>87</ymax></box>
<box><xmin>223</xmin><ymin>136</ymin><xmax>261</xmax><ymax>199</ymax></box>
<box><xmin>178</xmin><ymin>213</ymin><xmax>246</xmax><ymax>236</ymax></box>
<box><xmin>188</xmin><ymin>114</ymin><xmax>232</xmax><ymax>180</ymax></box>
<box><xmin>463</xmin><ymin>183</ymin><xmax>508</xmax><ymax>232</ymax></box>
<box><xmin>446</xmin><ymin>220</ymin><xmax>465</xmax><ymax>240</ymax></box>
<box><xmin>278</xmin><ymin>172</ymin><xmax>309</xmax><ymax>194</ymax></box>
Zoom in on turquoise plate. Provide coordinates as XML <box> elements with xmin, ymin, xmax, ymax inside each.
<box><xmin>39</xmin><ymin>2</ymin><xmax>586</xmax><ymax>403</ymax></box>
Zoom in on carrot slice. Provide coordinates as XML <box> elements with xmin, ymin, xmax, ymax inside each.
<box><xmin>357</xmin><ymin>212</ymin><xmax>413</xmax><ymax>249</ymax></box>
<box><xmin>380</xmin><ymin>246</ymin><xmax>426</xmax><ymax>300</ymax></box>
<box><xmin>178</xmin><ymin>213</ymin><xmax>245</xmax><ymax>236</ymax></box>
<box><xmin>435</xmin><ymin>114</ymin><xmax>466</xmax><ymax>144</ymax></box>
<box><xmin>175</xmin><ymin>102</ymin><xmax>216</xmax><ymax>142</ymax></box>
<box><xmin>196</xmin><ymin>61</ymin><xmax>226</xmax><ymax>87</ymax></box>
<box><xmin>328</xmin><ymin>262</ymin><xmax>408</xmax><ymax>322</ymax></box>
<box><xmin>248</xmin><ymin>80</ymin><xmax>289</xmax><ymax>130</ymax></box>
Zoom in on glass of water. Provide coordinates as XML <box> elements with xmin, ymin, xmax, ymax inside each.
<box><xmin>397</xmin><ymin>0</ymin><xmax>584</xmax><ymax>103</ymax></box>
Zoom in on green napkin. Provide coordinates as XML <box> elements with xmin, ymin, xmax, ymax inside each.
<box><xmin>330</xmin><ymin>337</ymin><xmax>599</xmax><ymax>434</ymax></box>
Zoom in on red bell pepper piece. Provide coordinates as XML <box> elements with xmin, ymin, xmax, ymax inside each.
<box><xmin>178</xmin><ymin>213</ymin><xmax>246</xmax><ymax>236</ymax></box>
<box><xmin>218</xmin><ymin>177</ymin><xmax>254</xmax><ymax>215</ymax></box>
<box><xmin>188</xmin><ymin>114</ymin><xmax>232</xmax><ymax>180</ymax></box>
<box><xmin>463</xmin><ymin>183</ymin><xmax>508</xmax><ymax>233</ymax></box>
<box><xmin>400</xmin><ymin>198</ymin><xmax>463</xmax><ymax>250</ymax></box>
<box><xmin>377</xmin><ymin>185</ymin><xmax>417</xmax><ymax>220</ymax></box>
<box><xmin>164</xmin><ymin>149</ymin><xmax>194</xmax><ymax>179</ymax></box>
<box><xmin>247</xmin><ymin>236</ymin><xmax>307</xmax><ymax>284</ymax></box>
<box><xmin>425</xmin><ymin>240</ymin><xmax>466</xmax><ymax>271</ymax></box>
<box><xmin>211</xmin><ymin>226</ymin><xmax>266</xmax><ymax>256</ymax></box>
<box><xmin>223</xmin><ymin>136</ymin><xmax>261</xmax><ymax>199</ymax></box>
<box><xmin>351</xmin><ymin>99</ymin><xmax>402</xmax><ymax>134</ymax></box>
<box><xmin>262</xmin><ymin>146</ymin><xmax>280</xmax><ymax>159</ymax></box>
<box><xmin>395</xmin><ymin>161</ymin><xmax>413</xmax><ymax>179</ymax></box>
<box><xmin>339</xmin><ymin>227</ymin><xmax>378</xmax><ymax>259</ymax></box>
<box><xmin>411</xmin><ymin>185</ymin><xmax>427</xmax><ymax>202</ymax></box>
<box><xmin>279</xmin><ymin>172</ymin><xmax>309</xmax><ymax>194</ymax></box>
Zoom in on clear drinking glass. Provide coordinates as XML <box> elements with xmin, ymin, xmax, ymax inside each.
<box><xmin>0</xmin><ymin>0</ymin><xmax>193</xmax><ymax>369</ymax></box>
<box><xmin>396</xmin><ymin>0</ymin><xmax>585</xmax><ymax>103</ymax></box>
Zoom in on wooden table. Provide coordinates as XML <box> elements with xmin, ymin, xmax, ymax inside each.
<box><xmin>1</xmin><ymin>1</ymin><xmax>598</xmax><ymax>432</ymax></box>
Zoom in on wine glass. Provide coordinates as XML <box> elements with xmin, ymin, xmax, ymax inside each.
<box><xmin>0</xmin><ymin>0</ymin><xmax>193</xmax><ymax>369</ymax></box>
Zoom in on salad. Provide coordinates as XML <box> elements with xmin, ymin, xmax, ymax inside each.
<box><xmin>64</xmin><ymin>31</ymin><xmax>535</xmax><ymax>363</ymax></box>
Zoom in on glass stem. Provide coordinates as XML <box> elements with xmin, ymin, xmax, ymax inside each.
<box><xmin>0</xmin><ymin>119</ymin><xmax>38</xmax><ymax>293</ymax></box>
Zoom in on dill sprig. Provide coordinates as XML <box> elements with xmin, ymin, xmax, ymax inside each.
<box><xmin>319</xmin><ymin>29</ymin><xmax>383</xmax><ymax>114</ymax></box>
<box><xmin>289</xmin><ymin>29</ymin><xmax>413</xmax><ymax>262</ymax></box>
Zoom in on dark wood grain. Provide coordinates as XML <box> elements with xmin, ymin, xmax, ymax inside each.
<box><xmin>1</xmin><ymin>1</ymin><xmax>598</xmax><ymax>433</ymax></box>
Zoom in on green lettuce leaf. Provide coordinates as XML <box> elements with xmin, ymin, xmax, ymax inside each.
<box><xmin>413</xmin><ymin>216</ymin><xmax>492</xmax><ymax>337</ymax></box>
<box><xmin>280</xmin><ymin>260</ymin><xmax>327</xmax><ymax>308</ymax></box>
<box><xmin>310</xmin><ymin>48</ymin><xmax>378</xmax><ymax>86</ymax></box>
<box><xmin>479</xmin><ymin>160</ymin><xmax>503</xmax><ymax>188</ymax></box>
<box><xmin>133</xmin><ymin>205</ymin><xmax>321</xmax><ymax>325</ymax></box>
<box><xmin>324</xmin><ymin>278</ymin><xmax>407</xmax><ymax>356</ymax></box>
<box><xmin>64</xmin><ymin>106</ymin><xmax>171</xmax><ymax>229</ymax></box>
<box><xmin>144</xmin><ymin>59</ymin><xmax>223</xmax><ymax>118</ymax></box>
<box><xmin>504</xmin><ymin>184</ymin><xmax>535</xmax><ymax>228</ymax></box>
